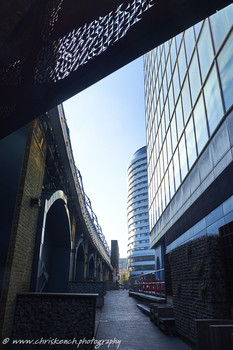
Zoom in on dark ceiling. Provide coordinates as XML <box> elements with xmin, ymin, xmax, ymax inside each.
<box><xmin>0</xmin><ymin>0</ymin><xmax>231</xmax><ymax>139</ymax></box>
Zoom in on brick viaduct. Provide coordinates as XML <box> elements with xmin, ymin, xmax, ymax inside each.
<box><xmin>0</xmin><ymin>105</ymin><xmax>113</xmax><ymax>339</ymax></box>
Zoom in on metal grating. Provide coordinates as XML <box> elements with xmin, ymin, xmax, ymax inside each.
<box><xmin>219</xmin><ymin>221</ymin><xmax>233</xmax><ymax>304</ymax></box>
<box><xmin>0</xmin><ymin>0</ymin><xmax>231</xmax><ymax>139</ymax></box>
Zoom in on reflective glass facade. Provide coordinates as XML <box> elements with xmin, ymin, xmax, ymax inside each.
<box><xmin>127</xmin><ymin>146</ymin><xmax>155</xmax><ymax>276</ymax></box>
<box><xmin>144</xmin><ymin>4</ymin><xmax>233</xmax><ymax>234</ymax></box>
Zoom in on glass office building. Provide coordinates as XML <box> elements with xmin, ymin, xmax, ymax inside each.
<box><xmin>144</xmin><ymin>4</ymin><xmax>233</xmax><ymax>267</ymax></box>
<box><xmin>127</xmin><ymin>146</ymin><xmax>155</xmax><ymax>276</ymax></box>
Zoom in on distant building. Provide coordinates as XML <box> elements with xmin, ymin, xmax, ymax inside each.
<box><xmin>119</xmin><ymin>258</ymin><xmax>127</xmax><ymax>274</ymax></box>
<box><xmin>127</xmin><ymin>146</ymin><xmax>155</xmax><ymax>276</ymax></box>
<box><xmin>111</xmin><ymin>240</ymin><xmax>119</xmax><ymax>284</ymax></box>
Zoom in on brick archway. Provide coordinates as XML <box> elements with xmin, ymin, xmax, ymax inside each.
<box><xmin>36</xmin><ymin>190</ymin><xmax>71</xmax><ymax>293</ymax></box>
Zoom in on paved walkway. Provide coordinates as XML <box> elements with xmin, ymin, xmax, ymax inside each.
<box><xmin>95</xmin><ymin>290</ymin><xmax>192</xmax><ymax>350</ymax></box>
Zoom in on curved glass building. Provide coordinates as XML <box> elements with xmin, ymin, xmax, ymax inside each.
<box><xmin>127</xmin><ymin>146</ymin><xmax>155</xmax><ymax>276</ymax></box>
<box><xmin>144</xmin><ymin>4</ymin><xmax>233</xmax><ymax>272</ymax></box>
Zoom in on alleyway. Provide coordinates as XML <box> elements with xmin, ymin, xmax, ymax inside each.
<box><xmin>95</xmin><ymin>290</ymin><xmax>192</xmax><ymax>350</ymax></box>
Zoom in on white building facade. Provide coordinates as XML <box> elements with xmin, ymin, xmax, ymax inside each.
<box><xmin>127</xmin><ymin>146</ymin><xmax>155</xmax><ymax>276</ymax></box>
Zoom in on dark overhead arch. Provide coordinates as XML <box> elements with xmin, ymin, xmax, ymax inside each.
<box><xmin>0</xmin><ymin>0</ymin><xmax>231</xmax><ymax>139</ymax></box>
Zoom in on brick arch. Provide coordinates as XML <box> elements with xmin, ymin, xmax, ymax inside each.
<box><xmin>96</xmin><ymin>260</ymin><xmax>101</xmax><ymax>281</ymax></box>
<box><xmin>88</xmin><ymin>254</ymin><xmax>95</xmax><ymax>278</ymax></box>
<box><xmin>75</xmin><ymin>240</ymin><xmax>85</xmax><ymax>281</ymax></box>
<box><xmin>36</xmin><ymin>190</ymin><xmax>71</xmax><ymax>292</ymax></box>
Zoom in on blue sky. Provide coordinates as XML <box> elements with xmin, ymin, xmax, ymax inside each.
<box><xmin>63</xmin><ymin>57</ymin><xmax>146</xmax><ymax>258</ymax></box>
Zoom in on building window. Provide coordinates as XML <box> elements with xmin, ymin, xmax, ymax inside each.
<box><xmin>193</xmin><ymin>94</ymin><xmax>208</xmax><ymax>154</ymax></box>
<box><xmin>176</xmin><ymin>96</ymin><xmax>184</xmax><ymax>140</ymax></box>
<box><xmin>179</xmin><ymin>134</ymin><xmax>188</xmax><ymax>181</ymax></box>
<box><xmin>170</xmin><ymin>39</ymin><xmax>177</xmax><ymax>72</ymax></box>
<box><xmin>197</xmin><ymin>20</ymin><xmax>214</xmax><ymax>81</ymax></box>
<box><xmin>218</xmin><ymin>30</ymin><xmax>233</xmax><ymax>112</ymax></box>
<box><xmin>194</xmin><ymin>21</ymin><xmax>203</xmax><ymax>39</ymax></box>
<box><xmin>178</xmin><ymin>42</ymin><xmax>187</xmax><ymax>85</ymax></box>
<box><xmin>173</xmin><ymin>64</ymin><xmax>180</xmax><ymax>103</ymax></box>
<box><xmin>169</xmin><ymin>161</ymin><xmax>175</xmax><ymax>198</ymax></box>
<box><xmin>185</xmin><ymin>116</ymin><xmax>197</xmax><ymax>169</ymax></box>
<box><xmin>168</xmin><ymin>83</ymin><xmax>174</xmax><ymax>117</ymax></box>
<box><xmin>184</xmin><ymin>27</ymin><xmax>195</xmax><ymax>64</ymax></box>
<box><xmin>189</xmin><ymin>51</ymin><xmax>201</xmax><ymax>105</ymax></box>
<box><xmin>182</xmin><ymin>75</ymin><xmax>192</xmax><ymax>124</ymax></box>
<box><xmin>166</xmin><ymin>128</ymin><xmax>172</xmax><ymax>163</ymax></box>
<box><xmin>209</xmin><ymin>4</ymin><xmax>233</xmax><ymax>53</ymax></box>
<box><xmin>173</xmin><ymin>148</ymin><xmax>181</xmax><ymax>191</ymax></box>
<box><xmin>171</xmin><ymin>114</ymin><xmax>178</xmax><ymax>152</ymax></box>
<box><xmin>204</xmin><ymin>64</ymin><xmax>224</xmax><ymax>135</ymax></box>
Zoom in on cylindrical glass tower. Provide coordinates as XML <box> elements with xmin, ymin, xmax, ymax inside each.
<box><xmin>127</xmin><ymin>146</ymin><xmax>155</xmax><ymax>276</ymax></box>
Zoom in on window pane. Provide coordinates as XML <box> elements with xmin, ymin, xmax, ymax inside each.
<box><xmin>161</xmin><ymin>113</ymin><xmax>165</xmax><ymax>143</ymax></box>
<box><xmin>165</xmin><ymin>98</ymin><xmax>170</xmax><ymax>131</ymax></box>
<box><xmin>163</xmin><ymin>141</ymin><xmax>168</xmax><ymax>172</ymax></box>
<box><xmin>165</xmin><ymin>170</ymin><xmax>170</xmax><ymax>206</ymax></box>
<box><xmin>161</xmin><ymin>48</ymin><xmax>165</xmax><ymax>74</ymax></box>
<box><xmin>166</xmin><ymin>128</ymin><xmax>172</xmax><ymax>163</ymax></box>
<box><xmin>193</xmin><ymin>94</ymin><xmax>208</xmax><ymax>154</ymax></box>
<box><xmin>184</xmin><ymin>26</ymin><xmax>195</xmax><ymax>64</ymax></box>
<box><xmin>210</xmin><ymin>4</ymin><xmax>233</xmax><ymax>53</ymax></box>
<box><xmin>218</xmin><ymin>31</ymin><xmax>233</xmax><ymax>112</ymax></box>
<box><xmin>168</xmin><ymin>83</ymin><xmax>174</xmax><ymax>116</ymax></box>
<box><xmin>166</xmin><ymin>56</ymin><xmax>172</xmax><ymax>84</ymax></box>
<box><xmin>159</xmin><ymin>153</ymin><xmax>164</xmax><ymax>181</ymax></box>
<box><xmin>169</xmin><ymin>162</ymin><xmax>175</xmax><ymax>198</ymax></box>
<box><xmin>161</xmin><ymin>179</ymin><xmax>165</xmax><ymax>212</ymax></box>
<box><xmin>164</xmin><ymin>40</ymin><xmax>170</xmax><ymax>61</ymax></box>
<box><xmin>194</xmin><ymin>21</ymin><xmax>203</xmax><ymax>39</ymax></box>
<box><xmin>189</xmin><ymin>51</ymin><xmax>201</xmax><ymax>105</ymax></box>
<box><xmin>182</xmin><ymin>75</ymin><xmax>192</xmax><ymax>125</ymax></box>
<box><xmin>176</xmin><ymin>32</ymin><xmax>183</xmax><ymax>51</ymax></box>
<box><xmin>171</xmin><ymin>114</ymin><xmax>178</xmax><ymax>152</ymax></box>
<box><xmin>178</xmin><ymin>42</ymin><xmax>187</xmax><ymax>85</ymax></box>
<box><xmin>175</xmin><ymin>96</ymin><xmax>184</xmax><ymax>140</ymax></box>
<box><xmin>158</xmin><ymin>123</ymin><xmax>161</xmax><ymax>153</ymax></box>
<box><xmin>157</xmin><ymin>189</ymin><xmax>161</xmax><ymax>218</ymax></box>
<box><xmin>173</xmin><ymin>64</ymin><xmax>180</xmax><ymax>103</ymax></box>
<box><xmin>162</xmin><ymin>74</ymin><xmax>168</xmax><ymax>101</ymax></box>
<box><xmin>185</xmin><ymin>116</ymin><xmax>197</xmax><ymax>169</ymax></box>
<box><xmin>173</xmin><ymin>148</ymin><xmax>181</xmax><ymax>190</ymax></box>
<box><xmin>197</xmin><ymin>21</ymin><xmax>214</xmax><ymax>81</ymax></box>
<box><xmin>170</xmin><ymin>39</ymin><xmax>177</xmax><ymax>72</ymax></box>
<box><xmin>179</xmin><ymin>134</ymin><xmax>188</xmax><ymax>180</ymax></box>
<box><xmin>204</xmin><ymin>65</ymin><xmax>224</xmax><ymax>135</ymax></box>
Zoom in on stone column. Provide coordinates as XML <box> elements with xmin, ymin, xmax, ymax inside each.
<box><xmin>94</xmin><ymin>251</ymin><xmax>97</xmax><ymax>278</ymax></box>
<box><xmin>84</xmin><ymin>239</ymin><xmax>88</xmax><ymax>279</ymax></box>
<box><xmin>69</xmin><ymin>217</ymin><xmax>76</xmax><ymax>281</ymax></box>
<box><xmin>100</xmin><ymin>259</ymin><xmax>103</xmax><ymax>281</ymax></box>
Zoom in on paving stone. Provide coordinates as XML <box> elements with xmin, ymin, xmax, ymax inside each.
<box><xmin>95</xmin><ymin>290</ymin><xmax>192</xmax><ymax>350</ymax></box>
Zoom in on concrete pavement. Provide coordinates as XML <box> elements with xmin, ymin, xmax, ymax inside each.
<box><xmin>95</xmin><ymin>289</ymin><xmax>192</xmax><ymax>350</ymax></box>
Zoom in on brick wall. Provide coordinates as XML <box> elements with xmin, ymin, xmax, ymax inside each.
<box><xmin>0</xmin><ymin>120</ymin><xmax>47</xmax><ymax>339</ymax></box>
<box><xmin>12</xmin><ymin>293</ymin><xmax>96</xmax><ymax>349</ymax></box>
<box><xmin>167</xmin><ymin>235</ymin><xmax>230</xmax><ymax>343</ymax></box>
<box><xmin>69</xmin><ymin>281</ymin><xmax>106</xmax><ymax>307</ymax></box>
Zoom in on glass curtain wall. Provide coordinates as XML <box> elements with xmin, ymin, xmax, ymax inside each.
<box><xmin>144</xmin><ymin>4</ymin><xmax>233</xmax><ymax>233</ymax></box>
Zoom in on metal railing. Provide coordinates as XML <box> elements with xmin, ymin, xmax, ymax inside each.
<box><xmin>57</xmin><ymin>105</ymin><xmax>111</xmax><ymax>259</ymax></box>
<box><xmin>130</xmin><ymin>270</ymin><xmax>165</xmax><ymax>297</ymax></box>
